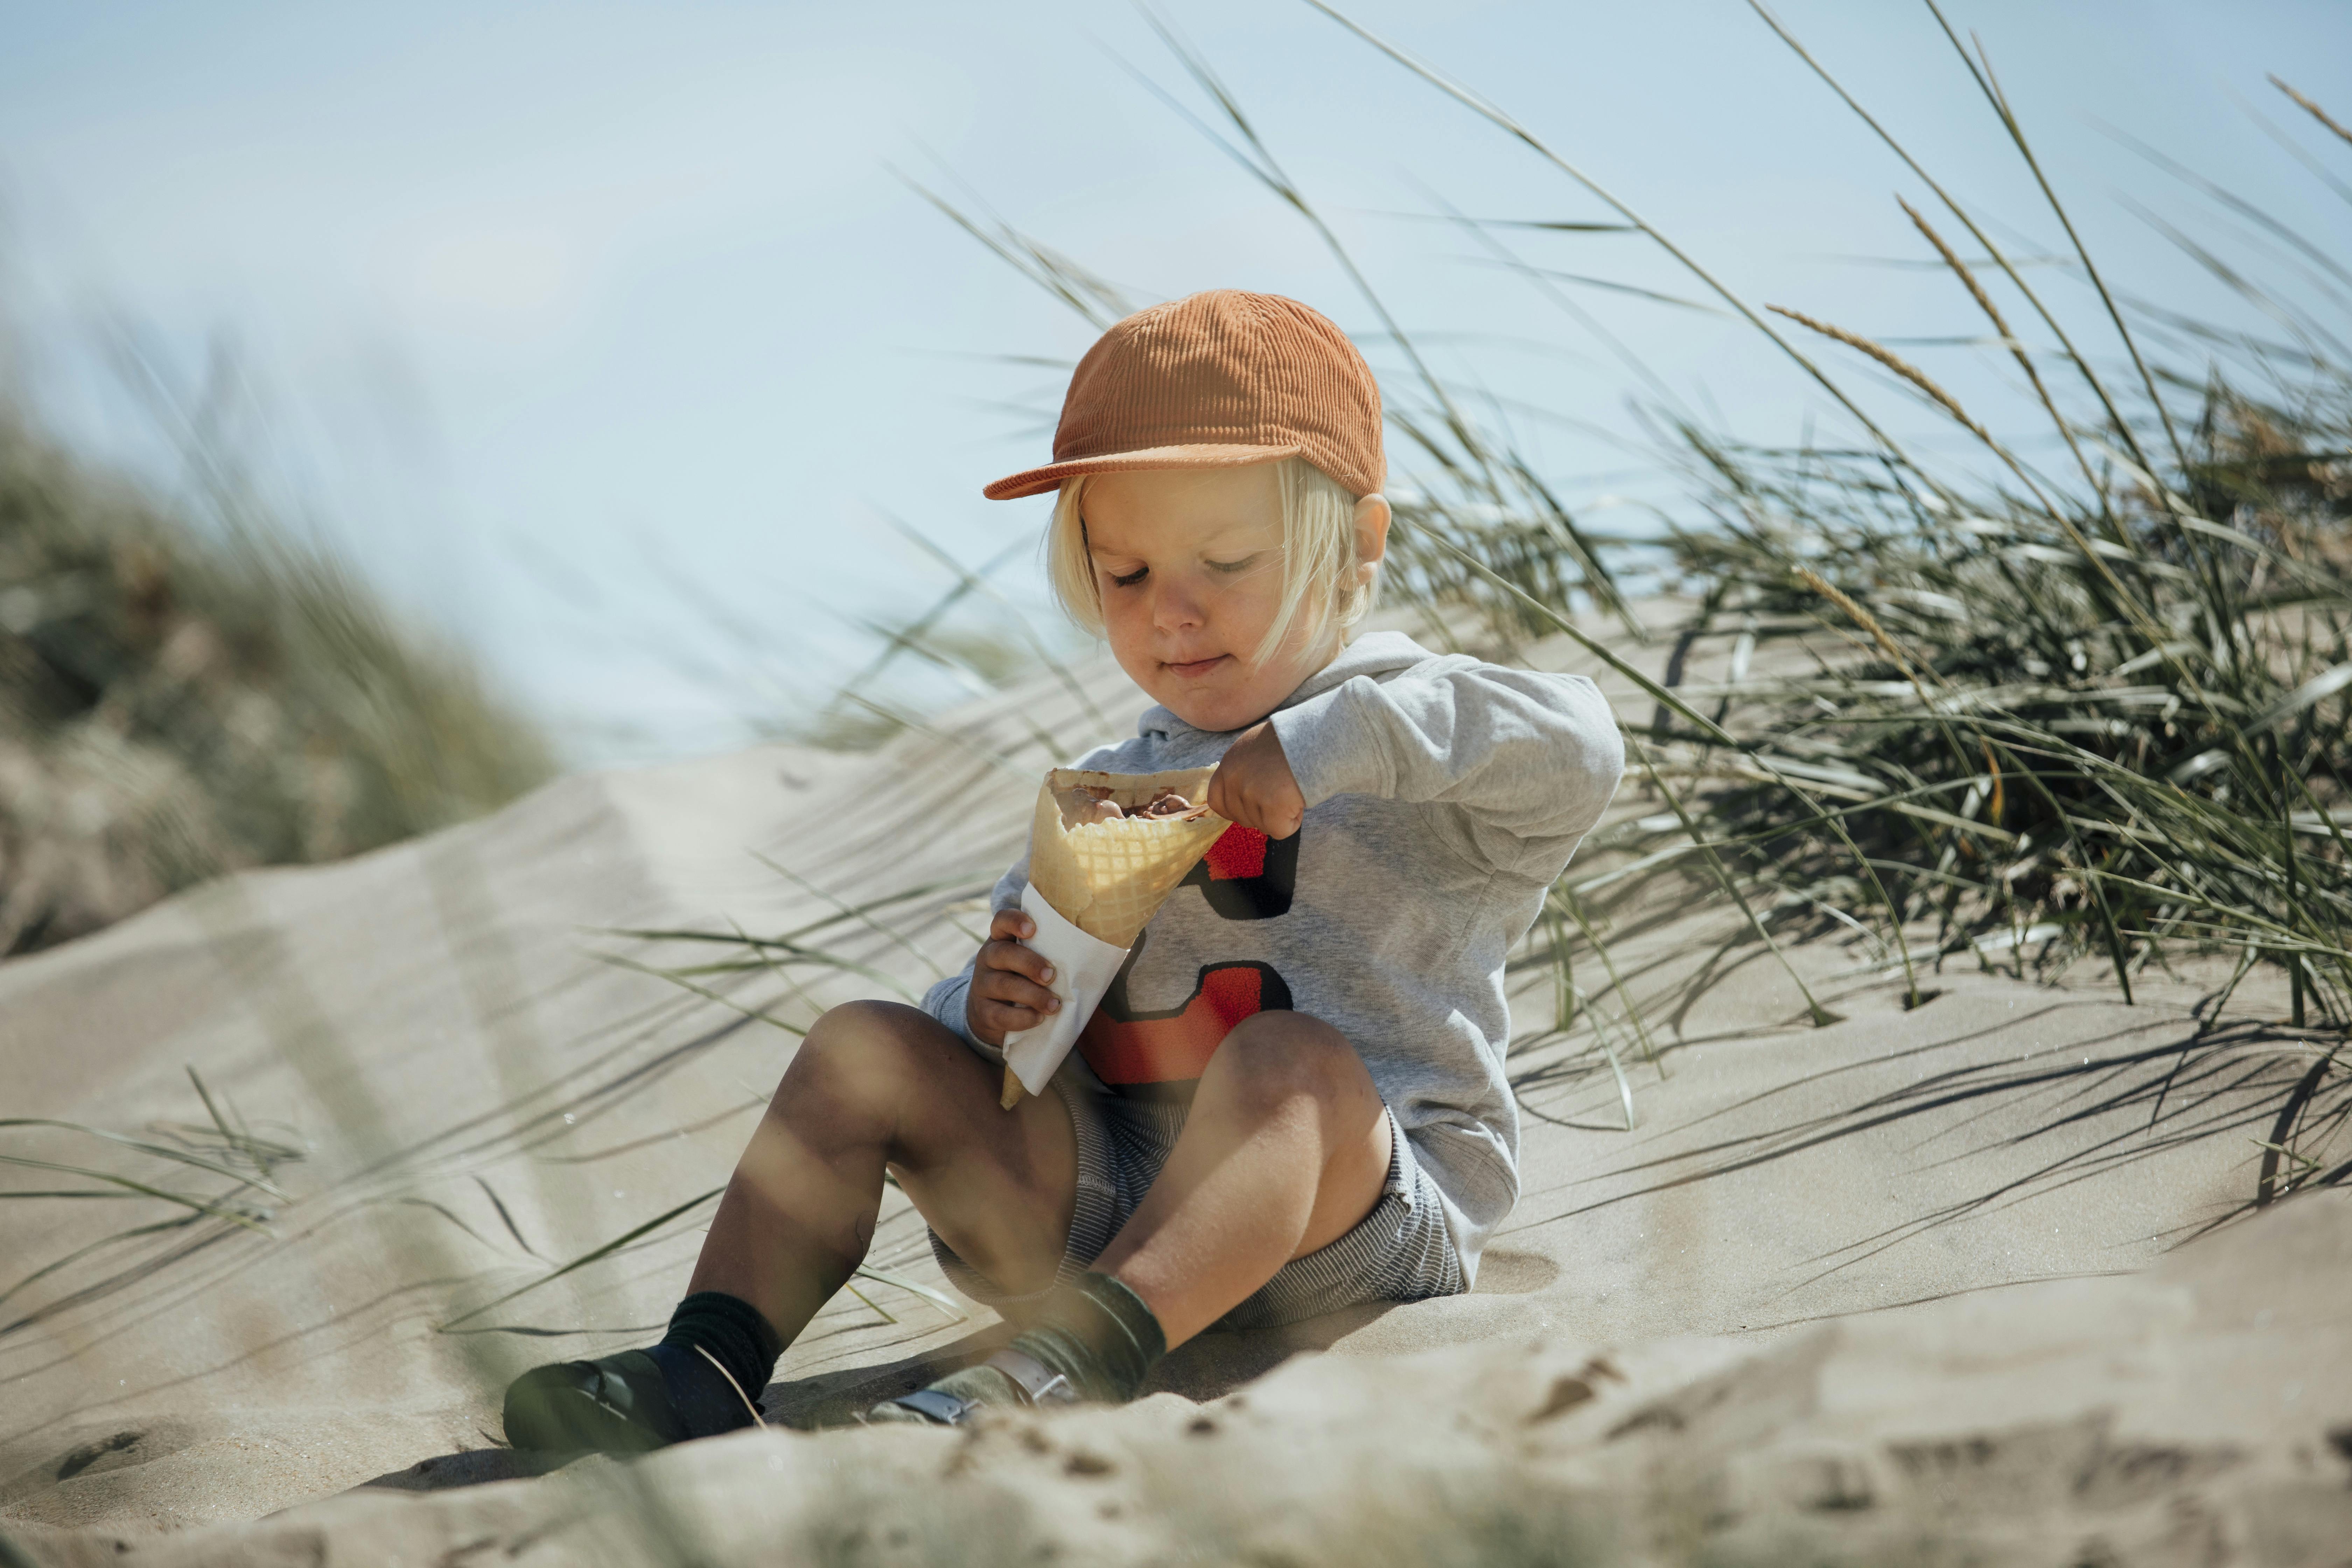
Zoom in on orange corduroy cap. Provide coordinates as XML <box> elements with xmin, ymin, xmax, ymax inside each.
<box><xmin>982</xmin><ymin>289</ymin><xmax>1384</xmax><ymax>501</ymax></box>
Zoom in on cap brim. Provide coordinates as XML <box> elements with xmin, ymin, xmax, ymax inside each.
<box><xmin>982</xmin><ymin>442</ymin><xmax>1301</xmax><ymax>501</ymax></box>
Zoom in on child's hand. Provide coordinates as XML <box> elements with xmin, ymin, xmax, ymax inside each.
<box><xmin>966</xmin><ymin>908</ymin><xmax>1060</xmax><ymax>1049</ymax></box>
<box><xmin>1207</xmin><ymin>721</ymin><xmax>1306</xmax><ymax>839</ymax></box>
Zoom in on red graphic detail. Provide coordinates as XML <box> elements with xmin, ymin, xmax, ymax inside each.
<box><xmin>1081</xmin><ymin>955</ymin><xmax>1293</xmax><ymax>1087</ymax></box>
<box><xmin>1202</xmin><ymin>825</ymin><xmax>1268</xmax><ymax>880</ymax></box>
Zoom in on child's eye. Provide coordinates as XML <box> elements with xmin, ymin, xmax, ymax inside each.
<box><xmin>1107</xmin><ymin>565</ymin><xmax>1148</xmax><ymax>588</ymax></box>
<box><xmin>1205</xmin><ymin>554</ymin><xmax>1260</xmax><ymax>575</ymax></box>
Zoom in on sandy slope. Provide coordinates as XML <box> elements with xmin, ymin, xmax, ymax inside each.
<box><xmin>1</xmin><ymin>622</ymin><xmax>2343</xmax><ymax>1563</ymax></box>
<box><xmin>15</xmin><ymin>1190</ymin><xmax>2351</xmax><ymax>1566</ymax></box>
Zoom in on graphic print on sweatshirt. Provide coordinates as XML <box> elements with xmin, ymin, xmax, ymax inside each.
<box><xmin>1177</xmin><ymin>822</ymin><xmax>1297</xmax><ymax>919</ymax></box>
<box><xmin>1079</xmin><ymin>822</ymin><xmax>1297</xmax><ymax>1091</ymax></box>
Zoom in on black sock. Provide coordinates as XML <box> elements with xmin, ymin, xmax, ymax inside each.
<box><xmin>1016</xmin><ymin>1272</ymin><xmax>1166</xmax><ymax>1403</ymax></box>
<box><xmin>656</xmin><ymin>1291</ymin><xmax>783</xmax><ymax>1428</ymax></box>
<box><xmin>503</xmin><ymin>1291</ymin><xmax>785</xmax><ymax>1451</ymax></box>
<box><xmin>863</xmin><ymin>1273</ymin><xmax>1167</xmax><ymax>1424</ymax></box>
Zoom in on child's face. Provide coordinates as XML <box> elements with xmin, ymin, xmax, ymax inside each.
<box><xmin>1080</xmin><ymin>464</ymin><xmax>1380</xmax><ymax>734</ymax></box>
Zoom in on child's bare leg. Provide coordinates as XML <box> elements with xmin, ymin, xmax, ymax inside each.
<box><xmin>864</xmin><ymin>1010</ymin><xmax>1389</xmax><ymax>1426</ymax></box>
<box><xmin>690</xmin><ymin>999</ymin><xmax>1077</xmax><ymax>1344</ymax></box>
<box><xmin>504</xmin><ymin>1000</ymin><xmax>1072</xmax><ymax>1451</ymax></box>
<box><xmin>1092</xmin><ymin>1010</ymin><xmax>1392</xmax><ymax>1347</ymax></box>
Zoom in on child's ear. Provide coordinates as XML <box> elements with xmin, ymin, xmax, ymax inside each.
<box><xmin>1352</xmin><ymin>493</ymin><xmax>1392</xmax><ymax>583</ymax></box>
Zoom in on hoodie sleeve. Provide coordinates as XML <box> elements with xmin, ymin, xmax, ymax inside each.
<box><xmin>1267</xmin><ymin>658</ymin><xmax>1625</xmax><ymax>878</ymax></box>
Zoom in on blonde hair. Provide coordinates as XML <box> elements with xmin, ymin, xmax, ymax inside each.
<box><xmin>1045</xmin><ymin>457</ymin><xmax>1379</xmax><ymax>667</ymax></box>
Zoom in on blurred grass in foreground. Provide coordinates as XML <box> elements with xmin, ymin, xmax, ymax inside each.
<box><xmin>0</xmin><ymin>401</ymin><xmax>554</xmax><ymax>955</ymax></box>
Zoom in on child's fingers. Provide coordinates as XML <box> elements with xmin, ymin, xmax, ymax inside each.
<box><xmin>976</xmin><ymin>964</ymin><xmax>1060</xmax><ymax>1016</ymax></box>
<box><xmin>1214</xmin><ymin>769</ymin><xmax>1260</xmax><ymax>827</ymax></box>
<box><xmin>1209</xmin><ymin>721</ymin><xmax>1304</xmax><ymax>838</ymax></box>
<box><xmin>1208</xmin><ymin>771</ymin><xmax>1294</xmax><ymax>839</ymax></box>
<box><xmin>973</xmin><ymin>994</ymin><xmax>1046</xmax><ymax>1044</ymax></box>
<box><xmin>987</xmin><ymin>907</ymin><xmax>1037</xmax><ymax>942</ymax></box>
<box><xmin>976</xmin><ymin>999</ymin><xmax>1042</xmax><ymax>1035</ymax></box>
<box><xmin>965</xmin><ymin>999</ymin><xmax>1029</xmax><ymax>1048</ymax></box>
<box><xmin>980</xmin><ymin>937</ymin><xmax>1054</xmax><ymax>986</ymax></box>
<box><xmin>1206</xmin><ymin>765</ymin><xmax>1247</xmax><ymax>828</ymax></box>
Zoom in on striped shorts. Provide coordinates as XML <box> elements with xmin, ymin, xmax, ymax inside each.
<box><xmin>928</xmin><ymin>1072</ymin><xmax>1465</xmax><ymax>1330</ymax></box>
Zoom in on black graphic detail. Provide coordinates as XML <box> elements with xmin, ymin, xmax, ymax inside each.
<box><xmin>1179</xmin><ymin>822</ymin><xmax>1298</xmax><ymax>920</ymax></box>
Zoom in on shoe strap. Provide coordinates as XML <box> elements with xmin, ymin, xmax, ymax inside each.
<box><xmin>986</xmin><ymin>1348</ymin><xmax>1076</xmax><ymax>1406</ymax></box>
<box><xmin>887</xmin><ymin>1387</ymin><xmax>978</xmax><ymax>1425</ymax></box>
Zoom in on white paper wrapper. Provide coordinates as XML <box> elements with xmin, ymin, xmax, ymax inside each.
<box><xmin>999</xmin><ymin>882</ymin><xmax>1129</xmax><ymax>1099</ymax></box>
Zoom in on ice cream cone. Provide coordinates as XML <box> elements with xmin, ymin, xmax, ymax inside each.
<box><xmin>997</xmin><ymin>766</ymin><xmax>1227</xmax><ymax>1106</ymax></box>
<box><xmin>1028</xmin><ymin>767</ymin><xmax>1229</xmax><ymax>947</ymax></box>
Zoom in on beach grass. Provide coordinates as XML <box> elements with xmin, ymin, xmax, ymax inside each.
<box><xmin>1332</xmin><ymin>4</ymin><xmax>2348</xmax><ymax>1197</ymax></box>
<box><xmin>0</xmin><ymin>400</ymin><xmax>555</xmax><ymax>955</ymax></box>
<box><xmin>872</xmin><ymin>2</ymin><xmax>2350</xmax><ymax>1203</ymax></box>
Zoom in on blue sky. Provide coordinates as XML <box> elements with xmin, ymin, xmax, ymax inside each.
<box><xmin>3</xmin><ymin>1</ymin><xmax>2348</xmax><ymax>763</ymax></box>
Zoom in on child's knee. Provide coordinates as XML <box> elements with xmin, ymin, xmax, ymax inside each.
<box><xmin>806</xmin><ymin>997</ymin><xmax>926</xmax><ymax>1045</ymax></box>
<box><xmin>1211</xmin><ymin>1012</ymin><xmax>1369</xmax><ymax>1106</ymax></box>
<box><xmin>785</xmin><ymin>1000</ymin><xmax>941</xmax><ymax>1104</ymax></box>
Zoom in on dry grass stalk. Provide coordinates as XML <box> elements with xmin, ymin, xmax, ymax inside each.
<box><xmin>1789</xmin><ymin>566</ymin><xmax>1952</xmax><ymax>730</ymax></box>
<box><xmin>2271</xmin><ymin>75</ymin><xmax>2352</xmax><ymax>148</ymax></box>
<box><xmin>1893</xmin><ymin>195</ymin><xmax>2079</xmax><ymax>442</ymax></box>
<box><xmin>1791</xmin><ymin>567</ymin><xmax>1918</xmax><ymax>679</ymax></box>
<box><xmin>1898</xmin><ymin>197</ymin><xmax>2014</xmax><ymax>345</ymax></box>
<box><xmin>1764</xmin><ymin>304</ymin><xmax>1995</xmax><ymax>446</ymax></box>
<box><xmin>1892</xmin><ymin>195</ymin><xmax>2135</xmax><ymax>532</ymax></box>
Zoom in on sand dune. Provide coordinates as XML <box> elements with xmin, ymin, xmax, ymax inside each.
<box><xmin>2</xmin><ymin>626</ymin><xmax>2344</xmax><ymax>1563</ymax></box>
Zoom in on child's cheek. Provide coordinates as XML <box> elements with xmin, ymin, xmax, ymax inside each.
<box><xmin>1224</xmin><ymin>577</ymin><xmax>1280</xmax><ymax>650</ymax></box>
<box><xmin>1100</xmin><ymin>601</ymin><xmax>1156</xmax><ymax>674</ymax></box>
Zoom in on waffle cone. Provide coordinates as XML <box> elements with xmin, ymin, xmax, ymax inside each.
<box><xmin>1024</xmin><ymin>766</ymin><xmax>1228</xmax><ymax>948</ymax></box>
<box><xmin>998</xmin><ymin>767</ymin><xmax>1227</xmax><ymax>1108</ymax></box>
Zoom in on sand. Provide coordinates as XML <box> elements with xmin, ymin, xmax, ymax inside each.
<box><xmin>1</xmin><ymin>618</ymin><xmax>2345</xmax><ymax>1564</ymax></box>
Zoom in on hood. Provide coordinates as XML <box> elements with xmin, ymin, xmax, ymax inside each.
<box><xmin>1138</xmin><ymin>631</ymin><xmax>1434</xmax><ymax>741</ymax></box>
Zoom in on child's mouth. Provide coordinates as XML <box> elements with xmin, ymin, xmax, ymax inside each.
<box><xmin>1164</xmin><ymin>654</ymin><xmax>1229</xmax><ymax>680</ymax></box>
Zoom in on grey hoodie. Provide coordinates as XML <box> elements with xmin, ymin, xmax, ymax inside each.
<box><xmin>922</xmin><ymin>632</ymin><xmax>1625</xmax><ymax>1282</ymax></box>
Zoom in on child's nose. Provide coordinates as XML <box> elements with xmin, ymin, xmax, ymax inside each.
<box><xmin>1150</xmin><ymin>580</ymin><xmax>1206</xmax><ymax>632</ymax></box>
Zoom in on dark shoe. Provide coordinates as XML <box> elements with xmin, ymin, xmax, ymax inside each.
<box><xmin>503</xmin><ymin>1349</ymin><xmax>694</xmax><ymax>1454</ymax></box>
<box><xmin>865</xmin><ymin>1348</ymin><xmax>1079</xmax><ymax>1427</ymax></box>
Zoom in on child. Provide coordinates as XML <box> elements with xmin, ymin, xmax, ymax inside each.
<box><xmin>503</xmin><ymin>289</ymin><xmax>1624</xmax><ymax>1447</ymax></box>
